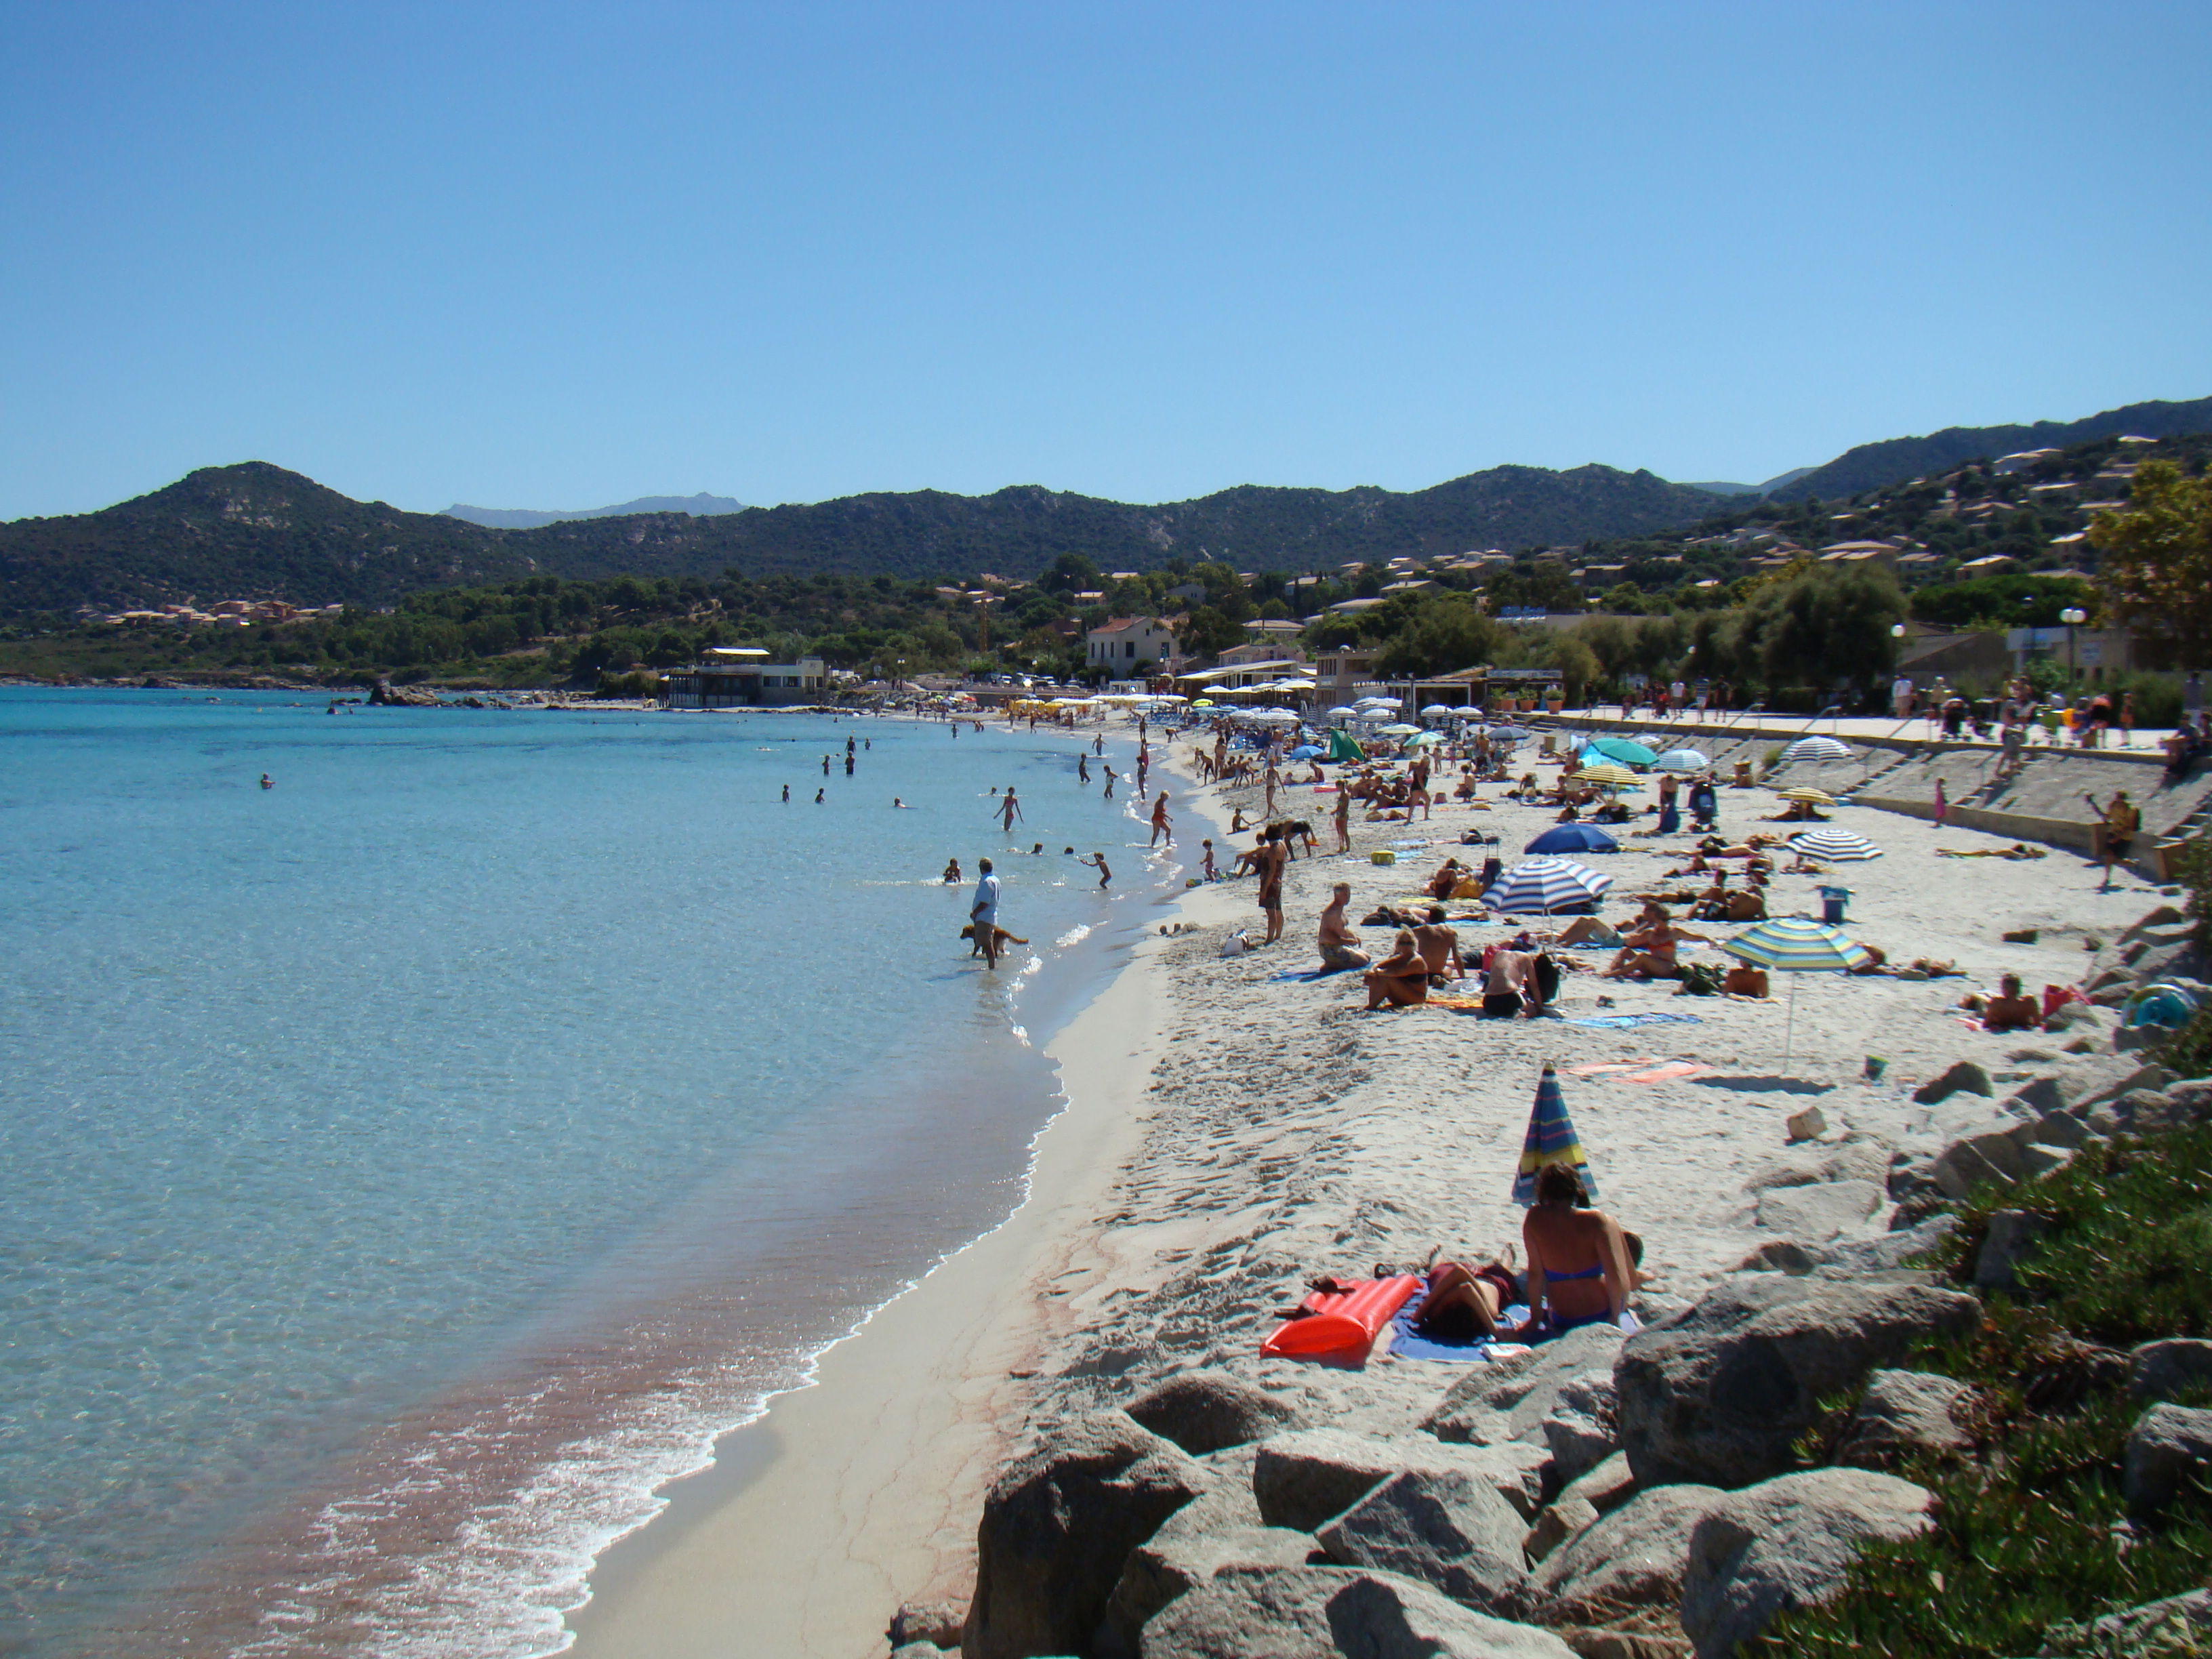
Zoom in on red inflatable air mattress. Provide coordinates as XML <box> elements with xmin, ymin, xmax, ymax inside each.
<box><xmin>1260</xmin><ymin>1274</ymin><xmax>1421</xmax><ymax>1359</ymax></box>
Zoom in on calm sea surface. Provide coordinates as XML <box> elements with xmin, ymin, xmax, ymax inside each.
<box><xmin>0</xmin><ymin>689</ymin><xmax>1169</xmax><ymax>1657</ymax></box>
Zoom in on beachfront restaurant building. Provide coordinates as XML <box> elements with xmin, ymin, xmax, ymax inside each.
<box><xmin>1409</xmin><ymin>665</ymin><xmax>1565</xmax><ymax>714</ymax></box>
<box><xmin>661</xmin><ymin>648</ymin><xmax>833</xmax><ymax>708</ymax></box>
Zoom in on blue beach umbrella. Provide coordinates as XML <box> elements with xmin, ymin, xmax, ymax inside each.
<box><xmin>1482</xmin><ymin>857</ymin><xmax>1612</xmax><ymax>915</ymax></box>
<box><xmin>1525</xmin><ymin>823</ymin><xmax>1621</xmax><ymax>855</ymax></box>
<box><xmin>1286</xmin><ymin>743</ymin><xmax>1325</xmax><ymax>760</ymax></box>
<box><xmin>1581</xmin><ymin>736</ymin><xmax>1658</xmax><ymax>769</ymax></box>
<box><xmin>1512</xmin><ymin>1063</ymin><xmax>1597</xmax><ymax>1206</ymax></box>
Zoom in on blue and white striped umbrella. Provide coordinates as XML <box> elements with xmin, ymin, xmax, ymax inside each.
<box><xmin>1483</xmin><ymin>857</ymin><xmax>1612</xmax><ymax>915</ymax></box>
<box><xmin>1786</xmin><ymin>829</ymin><xmax>1883</xmax><ymax>861</ymax></box>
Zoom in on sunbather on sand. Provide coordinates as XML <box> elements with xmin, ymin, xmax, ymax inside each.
<box><xmin>1317</xmin><ymin>882</ymin><xmax>1371</xmax><ymax>973</ymax></box>
<box><xmin>1362</xmin><ymin>930</ymin><xmax>1431</xmax><ymax>1010</ymax></box>
<box><xmin>1518</xmin><ymin>1161</ymin><xmax>1642</xmax><ymax>1334</ymax></box>
<box><xmin>1412</xmin><ymin>907</ymin><xmax>1464</xmax><ymax>983</ymax></box>
<box><xmin>1978</xmin><ymin>972</ymin><xmax>2041</xmax><ymax>1031</ymax></box>
<box><xmin>1722</xmin><ymin>961</ymin><xmax>1769</xmax><ymax>998</ymax></box>
<box><xmin>1603</xmin><ymin>907</ymin><xmax>1712</xmax><ymax>980</ymax></box>
<box><xmin>1408</xmin><ymin>1250</ymin><xmax>1522</xmax><ymax>1341</ymax></box>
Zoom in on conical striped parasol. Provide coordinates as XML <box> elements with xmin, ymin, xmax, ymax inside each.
<box><xmin>1777</xmin><ymin>786</ymin><xmax>1837</xmax><ymax>805</ymax></box>
<box><xmin>1513</xmin><ymin>1063</ymin><xmax>1597</xmax><ymax>1205</ymax></box>
<box><xmin>1483</xmin><ymin>857</ymin><xmax>1612</xmax><ymax>915</ymax></box>
<box><xmin>1786</xmin><ymin>829</ymin><xmax>1883</xmax><ymax>861</ymax></box>
<box><xmin>1719</xmin><ymin>916</ymin><xmax>1874</xmax><ymax>1071</ymax></box>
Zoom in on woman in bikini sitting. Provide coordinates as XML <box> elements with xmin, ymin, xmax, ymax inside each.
<box><xmin>1603</xmin><ymin>905</ymin><xmax>1712</xmax><ymax>979</ymax></box>
<box><xmin>1520</xmin><ymin>1162</ymin><xmax>1641</xmax><ymax>1333</ymax></box>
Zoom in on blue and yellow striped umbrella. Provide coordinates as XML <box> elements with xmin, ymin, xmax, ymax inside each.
<box><xmin>1511</xmin><ymin>1063</ymin><xmax>1596</xmax><ymax>1206</ymax></box>
<box><xmin>1719</xmin><ymin>916</ymin><xmax>1872</xmax><ymax>1071</ymax></box>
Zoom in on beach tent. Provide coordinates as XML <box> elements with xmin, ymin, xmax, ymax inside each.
<box><xmin>1483</xmin><ymin>857</ymin><xmax>1612</xmax><ymax>915</ymax></box>
<box><xmin>1654</xmin><ymin>747</ymin><xmax>1711</xmax><ymax>772</ymax></box>
<box><xmin>1582</xmin><ymin>737</ymin><xmax>1658</xmax><ymax>769</ymax></box>
<box><xmin>1327</xmin><ymin>730</ymin><xmax>1367</xmax><ymax>763</ymax></box>
<box><xmin>1720</xmin><ymin>916</ymin><xmax>1874</xmax><ymax>1071</ymax></box>
<box><xmin>1511</xmin><ymin>1063</ymin><xmax>1597</xmax><ymax>1205</ymax></box>
<box><xmin>1787</xmin><ymin>830</ymin><xmax>1883</xmax><ymax>861</ymax></box>
<box><xmin>1782</xmin><ymin>736</ymin><xmax>1853</xmax><ymax>762</ymax></box>
<box><xmin>1525</xmin><ymin>823</ymin><xmax>1621</xmax><ymax>856</ymax></box>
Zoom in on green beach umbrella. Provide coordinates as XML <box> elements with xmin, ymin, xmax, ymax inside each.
<box><xmin>1582</xmin><ymin>736</ymin><xmax>1658</xmax><ymax>769</ymax></box>
<box><xmin>1719</xmin><ymin>916</ymin><xmax>1873</xmax><ymax>1072</ymax></box>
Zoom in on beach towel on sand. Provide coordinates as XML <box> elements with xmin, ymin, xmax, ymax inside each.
<box><xmin>1387</xmin><ymin>1299</ymin><xmax>1641</xmax><ymax>1361</ymax></box>
<box><xmin>1566</xmin><ymin>1011</ymin><xmax>1704</xmax><ymax>1029</ymax></box>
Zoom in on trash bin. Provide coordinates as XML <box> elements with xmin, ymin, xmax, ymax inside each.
<box><xmin>1818</xmin><ymin>885</ymin><xmax>1851</xmax><ymax>924</ymax></box>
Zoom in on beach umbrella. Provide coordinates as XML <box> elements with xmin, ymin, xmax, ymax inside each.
<box><xmin>1654</xmin><ymin>747</ymin><xmax>1710</xmax><ymax>772</ymax></box>
<box><xmin>1787</xmin><ymin>830</ymin><xmax>1883</xmax><ymax>861</ymax></box>
<box><xmin>1286</xmin><ymin>743</ymin><xmax>1325</xmax><ymax>760</ymax></box>
<box><xmin>1328</xmin><ymin>705</ymin><xmax>1360</xmax><ymax>718</ymax></box>
<box><xmin>1782</xmin><ymin>736</ymin><xmax>1853</xmax><ymax>762</ymax></box>
<box><xmin>1720</xmin><ymin>916</ymin><xmax>1874</xmax><ymax>1071</ymax></box>
<box><xmin>1485</xmin><ymin>724</ymin><xmax>1535</xmax><ymax>745</ymax></box>
<box><xmin>1582</xmin><ymin>736</ymin><xmax>1658</xmax><ymax>769</ymax></box>
<box><xmin>1572</xmin><ymin>762</ymin><xmax>1640</xmax><ymax>787</ymax></box>
<box><xmin>1420</xmin><ymin>703</ymin><xmax>1465</xmax><ymax>717</ymax></box>
<box><xmin>1379</xmin><ymin>722</ymin><xmax>1422</xmax><ymax>735</ymax></box>
<box><xmin>1191</xmin><ymin>699</ymin><xmax>1216</xmax><ymax>708</ymax></box>
<box><xmin>1525</xmin><ymin>823</ymin><xmax>1621</xmax><ymax>855</ymax></box>
<box><xmin>1778</xmin><ymin>787</ymin><xmax>1837</xmax><ymax>805</ymax></box>
<box><xmin>1404</xmin><ymin>731</ymin><xmax>1445</xmax><ymax>749</ymax></box>
<box><xmin>1511</xmin><ymin>1063</ymin><xmax>1597</xmax><ymax>1205</ymax></box>
<box><xmin>1483</xmin><ymin>857</ymin><xmax>1612</xmax><ymax>915</ymax></box>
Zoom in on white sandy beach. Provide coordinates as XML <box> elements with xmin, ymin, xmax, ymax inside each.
<box><xmin>562</xmin><ymin>731</ymin><xmax>2172</xmax><ymax>1658</ymax></box>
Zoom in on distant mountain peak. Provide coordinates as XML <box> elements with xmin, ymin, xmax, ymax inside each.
<box><xmin>443</xmin><ymin>493</ymin><xmax>745</xmax><ymax>529</ymax></box>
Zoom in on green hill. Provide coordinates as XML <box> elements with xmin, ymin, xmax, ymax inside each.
<box><xmin>1770</xmin><ymin>396</ymin><xmax>2212</xmax><ymax>502</ymax></box>
<box><xmin>0</xmin><ymin>460</ymin><xmax>1725</xmax><ymax>621</ymax></box>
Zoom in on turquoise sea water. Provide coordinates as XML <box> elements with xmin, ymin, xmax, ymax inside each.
<box><xmin>0</xmin><ymin>689</ymin><xmax>1168</xmax><ymax>1658</ymax></box>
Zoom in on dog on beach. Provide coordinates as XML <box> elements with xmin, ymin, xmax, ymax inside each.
<box><xmin>960</xmin><ymin>922</ymin><xmax>1029</xmax><ymax>958</ymax></box>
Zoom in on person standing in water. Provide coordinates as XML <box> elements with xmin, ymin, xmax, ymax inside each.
<box><xmin>970</xmin><ymin>858</ymin><xmax>1003</xmax><ymax>968</ymax></box>
<box><xmin>1078</xmin><ymin>754</ymin><xmax>1090</xmax><ymax>785</ymax></box>
<box><xmin>999</xmin><ymin>789</ymin><xmax>1024</xmax><ymax>832</ymax></box>
<box><xmin>1080</xmin><ymin>852</ymin><xmax>1111</xmax><ymax>889</ymax></box>
<box><xmin>1149</xmin><ymin>791</ymin><xmax>1172</xmax><ymax>846</ymax></box>
<box><xmin>1101</xmin><ymin>763</ymin><xmax>1117</xmax><ymax>800</ymax></box>
<box><xmin>943</xmin><ymin>858</ymin><xmax>962</xmax><ymax>882</ymax></box>
<box><xmin>782</xmin><ymin>784</ymin><xmax>790</xmax><ymax>802</ymax></box>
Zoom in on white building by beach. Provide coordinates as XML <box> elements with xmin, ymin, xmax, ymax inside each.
<box><xmin>1085</xmin><ymin>617</ymin><xmax>1176</xmax><ymax>673</ymax></box>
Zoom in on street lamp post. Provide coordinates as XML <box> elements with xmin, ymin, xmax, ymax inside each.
<box><xmin>2061</xmin><ymin>607</ymin><xmax>2087</xmax><ymax>700</ymax></box>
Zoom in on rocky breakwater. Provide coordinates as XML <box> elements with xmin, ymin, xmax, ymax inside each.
<box><xmin>876</xmin><ymin>1275</ymin><xmax>1983</xmax><ymax>1659</ymax></box>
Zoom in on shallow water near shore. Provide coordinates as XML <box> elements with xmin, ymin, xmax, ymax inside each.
<box><xmin>0</xmin><ymin>689</ymin><xmax>1169</xmax><ymax>1657</ymax></box>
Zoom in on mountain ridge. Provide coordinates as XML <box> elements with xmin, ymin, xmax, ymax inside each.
<box><xmin>443</xmin><ymin>493</ymin><xmax>745</xmax><ymax>529</ymax></box>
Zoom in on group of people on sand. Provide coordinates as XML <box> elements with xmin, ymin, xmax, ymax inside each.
<box><xmin>1395</xmin><ymin>1160</ymin><xmax>1645</xmax><ymax>1341</ymax></box>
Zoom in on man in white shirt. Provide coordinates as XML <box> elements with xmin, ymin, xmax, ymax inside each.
<box><xmin>1891</xmin><ymin>674</ymin><xmax>1914</xmax><ymax>720</ymax></box>
<box><xmin>970</xmin><ymin>858</ymin><xmax>1004</xmax><ymax>968</ymax></box>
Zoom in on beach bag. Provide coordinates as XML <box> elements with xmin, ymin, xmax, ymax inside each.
<box><xmin>1450</xmin><ymin>877</ymin><xmax>1483</xmax><ymax>899</ymax></box>
<box><xmin>1676</xmin><ymin>962</ymin><xmax>1721</xmax><ymax>996</ymax></box>
<box><xmin>1218</xmin><ymin>930</ymin><xmax>1249</xmax><ymax>958</ymax></box>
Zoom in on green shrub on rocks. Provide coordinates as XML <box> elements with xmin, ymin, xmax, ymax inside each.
<box><xmin>1755</xmin><ymin>1126</ymin><xmax>2212</xmax><ymax>1656</ymax></box>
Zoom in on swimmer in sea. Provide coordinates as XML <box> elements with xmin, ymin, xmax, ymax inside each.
<box><xmin>260</xmin><ymin>774</ymin><xmax>273</xmax><ymax>789</ymax></box>
<box><xmin>1080</xmin><ymin>852</ymin><xmax>1112</xmax><ymax>889</ymax></box>
<box><xmin>943</xmin><ymin>859</ymin><xmax>961</xmax><ymax>882</ymax></box>
<box><xmin>1031</xmin><ymin>842</ymin><xmax>1044</xmax><ymax>855</ymax></box>
<box><xmin>814</xmin><ymin>787</ymin><xmax>825</xmax><ymax>804</ymax></box>
<box><xmin>894</xmin><ymin>796</ymin><xmax>911</xmax><ymax>808</ymax></box>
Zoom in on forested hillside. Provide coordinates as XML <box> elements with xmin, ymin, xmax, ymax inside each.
<box><xmin>0</xmin><ymin>460</ymin><xmax>1723</xmax><ymax>623</ymax></box>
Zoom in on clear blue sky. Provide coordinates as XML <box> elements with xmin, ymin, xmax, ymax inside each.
<box><xmin>3</xmin><ymin>1</ymin><xmax>2207</xmax><ymax>520</ymax></box>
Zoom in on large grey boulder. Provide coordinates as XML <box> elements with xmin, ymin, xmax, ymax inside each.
<box><xmin>1755</xmin><ymin>1180</ymin><xmax>1885</xmax><ymax>1242</ymax></box>
<box><xmin>1097</xmin><ymin>1524</ymin><xmax>1318</xmax><ymax>1657</ymax></box>
<box><xmin>1540</xmin><ymin>1371</ymin><xmax>1619</xmax><ymax>1485</ymax></box>
<box><xmin>1913</xmin><ymin>1060</ymin><xmax>1992</xmax><ymax>1105</ymax></box>
<box><xmin>1614</xmin><ymin>1277</ymin><xmax>1982</xmax><ymax>1488</ymax></box>
<box><xmin>2123</xmin><ymin>1403</ymin><xmax>2212</xmax><ymax>1513</ymax></box>
<box><xmin>1835</xmin><ymin>1370</ymin><xmax>1979</xmax><ymax>1467</ymax></box>
<box><xmin>1254</xmin><ymin>1431</ymin><xmax>1550</xmax><ymax>1532</ymax></box>
<box><xmin>1137</xmin><ymin>1565</ymin><xmax>1579</xmax><ymax>1659</ymax></box>
<box><xmin>1535</xmin><ymin>1483</ymin><xmax>1726</xmax><ymax>1626</ymax></box>
<box><xmin>1126</xmin><ymin>1369</ymin><xmax>1304</xmax><ymax>1455</ymax></box>
<box><xmin>890</xmin><ymin>1599</ymin><xmax>966</xmax><ymax>1649</ymax></box>
<box><xmin>964</xmin><ymin>1412</ymin><xmax>1209</xmax><ymax>1659</ymax></box>
<box><xmin>2039</xmin><ymin>1588</ymin><xmax>2212</xmax><ymax>1656</ymax></box>
<box><xmin>1556</xmin><ymin>1452</ymin><xmax>1639</xmax><ymax>1516</ymax></box>
<box><xmin>1422</xmin><ymin>1323</ymin><xmax>1629</xmax><ymax>1447</ymax></box>
<box><xmin>1679</xmin><ymin>1469</ymin><xmax>1933</xmax><ymax>1658</ymax></box>
<box><xmin>1521</xmin><ymin>1496</ymin><xmax>1597</xmax><ymax>1565</ymax></box>
<box><xmin>2129</xmin><ymin>1338</ymin><xmax>2212</xmax><ymax>1402</ymax></box>
<box><xmin>1315</xmin><ymin>1470</ymin><xmax>1533</xmax><ymax>1617</ymax></box>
